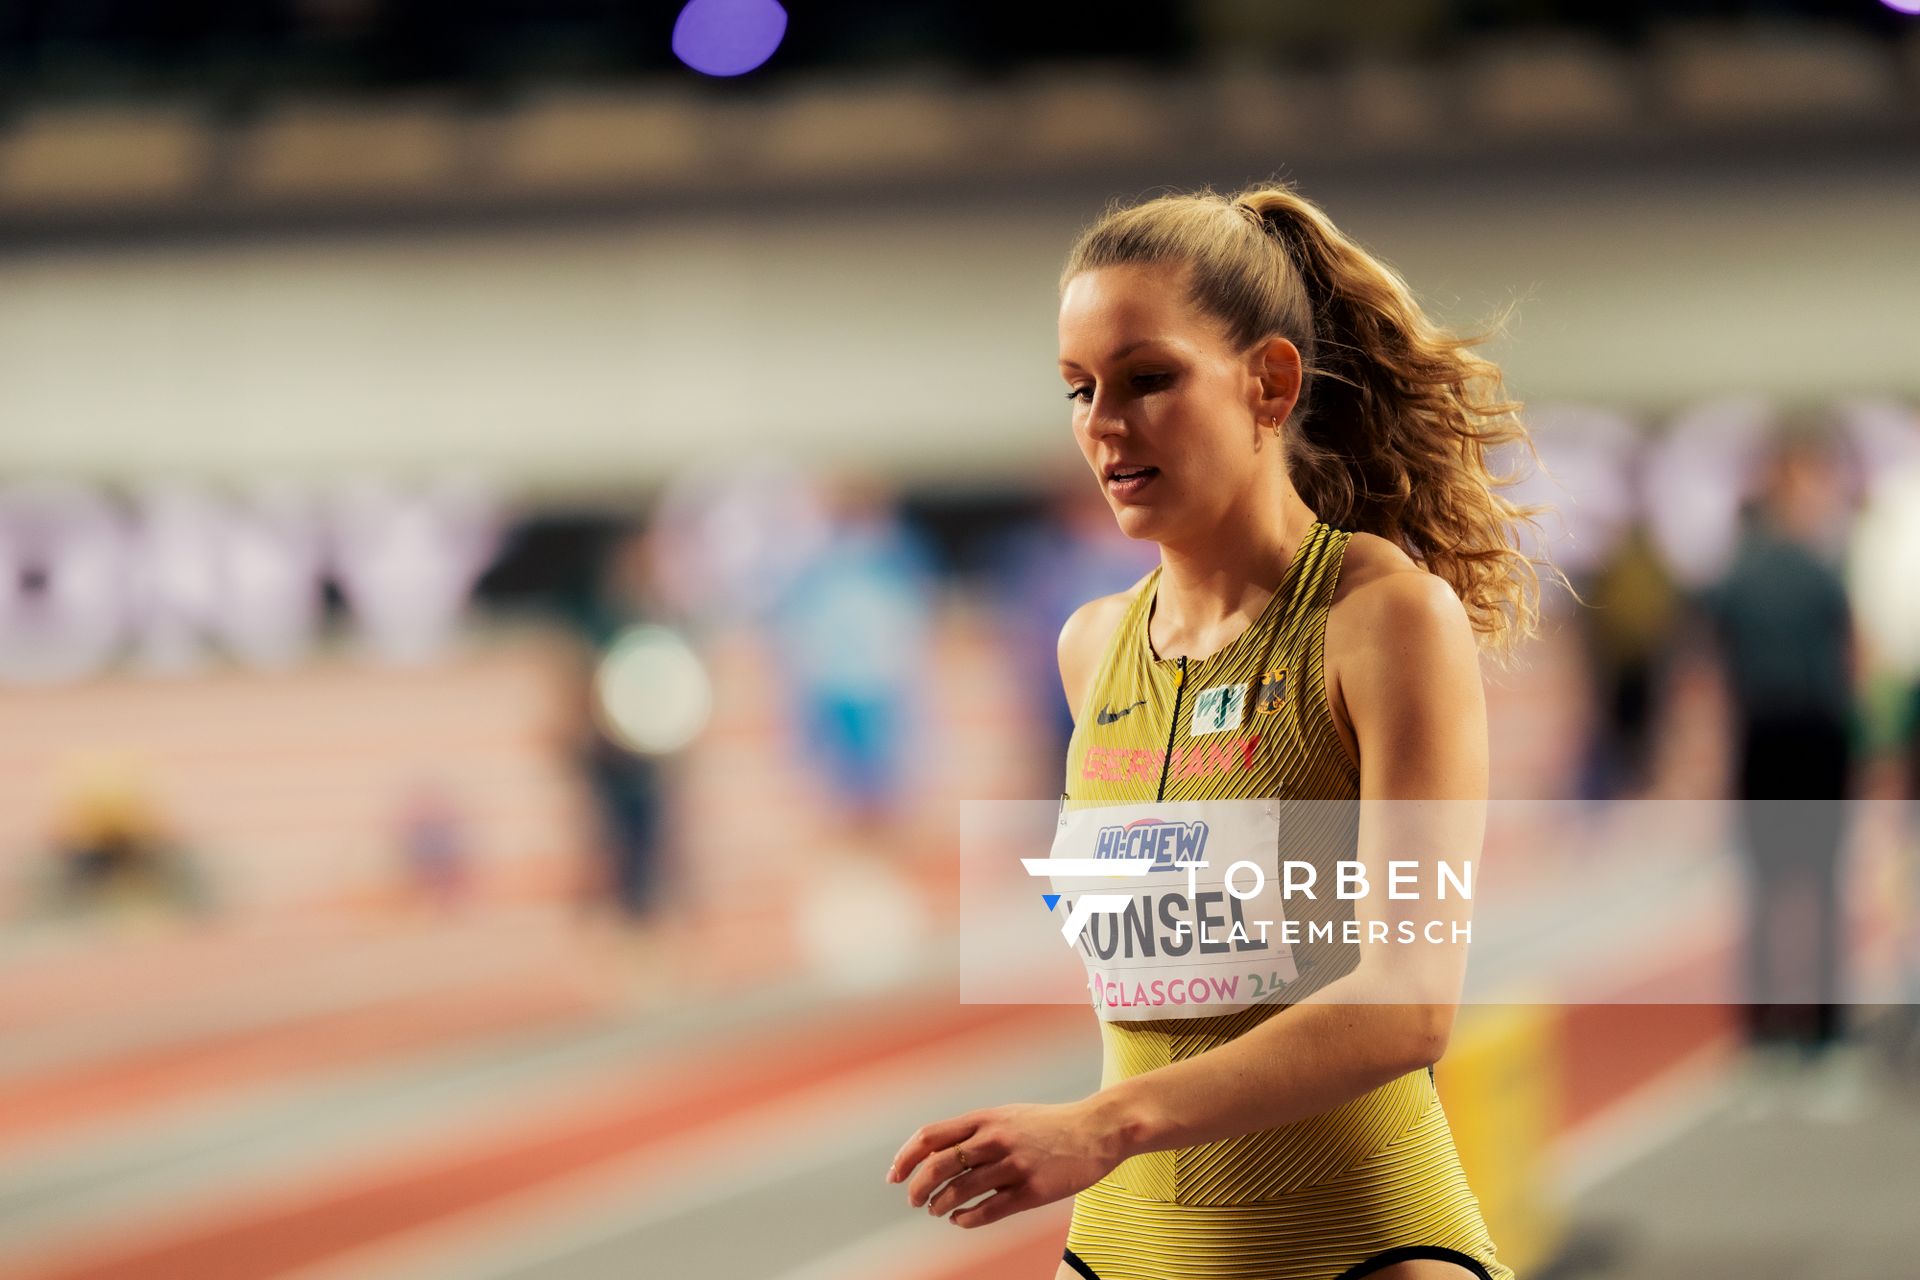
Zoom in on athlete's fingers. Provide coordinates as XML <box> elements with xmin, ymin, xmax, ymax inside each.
<box><xmin>886</xmin><ymin>1114</ymin><xmax>980</xmax><ymax>1185</ymax></box>
<box><xmin>904</xmin><ymin>1134</ymin><xmax>1005</xmax><ymax>1208</ymax></box>
<box><xmin>910</xmin><ymin>1128</ymin><xmax>1029</xmax><ymax>1205</ymax></box>
<box><xmin>925</xmin><ymin>1159</ymin><xmax>1018</xmax><ymax>1218</ymax></box>
<box><xmin>950</xmin><ymin>1182</ymin><xmax>1040</xmax><ymax>1229</ymax></box>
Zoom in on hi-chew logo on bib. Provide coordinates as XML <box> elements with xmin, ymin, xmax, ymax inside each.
<box><xmin>1190</xmin><ymin>682</ymin><xmax>1248</xmax><ymax>735</ymax></box>
<box><xmin>1094</xmin><ymin>817</ymin><xmax>1209</xmax><ymax>871</ymax></box>
<box><xmin>1026</xmin><ymin>797</ymin><xmax>1298</xmax><ymax>1022</ymax></box>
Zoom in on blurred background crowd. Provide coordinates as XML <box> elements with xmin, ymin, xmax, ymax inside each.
<box><xmin>2</xmin><ymin>2</ymin><xmax>1919</xmax><ymax>1277</ymax></box>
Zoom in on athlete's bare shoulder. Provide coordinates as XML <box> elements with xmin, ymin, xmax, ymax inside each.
<box><xmin>1057</xmin><ymin>569</ymin><xmax>1154</xmax><ymax>729</ymax></box>
<box><xmin>1326</xmin><ymin>528</ymin><xmax>1427</xmax><ymax>613</ymax></box>
<box><xmin>1326</xmin><ymin>529</ymin><xmax>1475</xmax><ymax>639</ymax></box>
<box><xmin>1324</xmin><ymin>530</ymin><xmax>1478</xmax><ymax>776</ymax></box>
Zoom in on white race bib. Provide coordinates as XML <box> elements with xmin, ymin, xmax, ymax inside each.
<box><xmin>1047</xmin><ymin>797</ymin><xmax>1298</xmax><ymax>1022</ymax></box>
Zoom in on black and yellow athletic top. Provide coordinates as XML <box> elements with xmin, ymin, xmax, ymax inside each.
<box><xmin>1057</xmin><ymin>519</ymin><xmax>1512</xmax><ymax>1280</ymax></box>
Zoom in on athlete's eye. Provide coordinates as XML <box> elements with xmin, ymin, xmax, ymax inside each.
<box><xmin>1065</xmin><ymin>374</ymin><xmax>1167</xmax><ymax>403</ymax></box>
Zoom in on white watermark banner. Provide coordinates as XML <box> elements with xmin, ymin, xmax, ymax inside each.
<box><xmin>958</xmin><ymin>798</ymin><xmax>1920</xmax><ymax>1012</ymax></box>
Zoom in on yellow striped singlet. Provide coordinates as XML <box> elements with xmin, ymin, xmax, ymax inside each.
<box><xmin>1058</xmin><ymin>519</ymin><xmax>1513</xmax><ymax>1280</ymax></box>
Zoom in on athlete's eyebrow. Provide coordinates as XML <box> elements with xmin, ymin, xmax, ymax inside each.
<box><xmin>1058</xmin><ymin>339</ymin><xmax>1175</xmax><ymax>371</ymax></box>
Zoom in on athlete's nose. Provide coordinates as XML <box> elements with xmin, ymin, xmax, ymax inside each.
<box><xmin>1085</xmin><ymin>394</ymin><xmax>1130</xmax><ymax>440</ymax></box>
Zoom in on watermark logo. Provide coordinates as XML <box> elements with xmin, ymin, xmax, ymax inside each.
<box><xmin>1020</xmin><ymin>855</ymin><xmax>1154</xmax><ymax>946</ymax></box>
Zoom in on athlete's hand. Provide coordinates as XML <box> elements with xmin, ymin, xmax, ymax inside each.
<box><xmin>884</xmin><ymin>1099</ymin><xmax>1123</xmax><ymax>1228</ymax></box>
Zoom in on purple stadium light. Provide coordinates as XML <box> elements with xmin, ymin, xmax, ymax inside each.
<box><xmin>672</xmin><ymin>0</ymin><xmax>789</xmax><ymax>77</ymax></box>
<box><xmin>1879</xmin><ymin>0</ymin><xmax>1920</xmax><ymax>14</ymax></box>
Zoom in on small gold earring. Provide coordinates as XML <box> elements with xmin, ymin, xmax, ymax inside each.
<box><xmin>1267</xmin><ymin>416</ymin><xmax>1282</xmax><ymax>435</ymax></box>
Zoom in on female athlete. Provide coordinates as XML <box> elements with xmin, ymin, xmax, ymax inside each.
<box><xmin>886</xmin><ymin>181</ymin><xmax>1550</xmax><ymax>1279</ymax></box>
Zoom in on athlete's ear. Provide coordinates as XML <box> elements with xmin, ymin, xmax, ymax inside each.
<box><xmin>1248</xmin><ymin>336</ymin><xmax>1302</xmax><ymax>427</ymax></box>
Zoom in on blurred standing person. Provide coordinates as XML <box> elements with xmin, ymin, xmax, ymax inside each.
<box><xmin>1576</xmin><ymin>519</ymin><xmax>1681</xmax><ymax>800</ymax></box>
<box><xmin>572</xmin><ymin>528</ymin><xmax>674</xmax><ymax>928</ymax></box>
<box><xmin>754</xmin><ymin>473</ymin><xmax>940</xmax><ymax>990</ymax></box>
<box><xmin>768</xmin><ymin>472</ymin><xmax>937</xmax><ymax>849</ymax></box>
<box><xmin>986</xmin><ymin>471</ymin><xmax>1160</xmax><ymax>772</ymax></box>
<box><xmin>1700</xmin><ymin>423</ymin><xmax>1864</xmax><ymax>1112</ymax></box>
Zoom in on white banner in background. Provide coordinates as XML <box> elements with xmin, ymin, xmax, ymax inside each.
<box><xmin>0</xmin><ymin>477</ymin><xmax>503</xmax><ymax>683</ymax></box>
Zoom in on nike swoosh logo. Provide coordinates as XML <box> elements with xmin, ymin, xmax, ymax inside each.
<box><xmin>1096</xmin><ymin>699</ymin><xmax>1146</xmax><ymax>725</ymax></box>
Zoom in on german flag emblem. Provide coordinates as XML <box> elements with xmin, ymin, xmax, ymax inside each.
<box><xmin>1253</xmin><ymin>667</ymin><xmax>1288</xmax><ymax>715</ymax></box>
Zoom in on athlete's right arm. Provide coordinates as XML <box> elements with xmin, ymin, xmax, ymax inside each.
<box><xmin>1056</xmin><ymin>577</ymin><xmax>1149</xmax><ymax>730</ymax></box>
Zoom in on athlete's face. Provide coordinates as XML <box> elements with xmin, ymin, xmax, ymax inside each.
<box><xmin>1058</xmin><ymin>261</ymin><xmax>1299</xmax><ymax>544</ymax></box>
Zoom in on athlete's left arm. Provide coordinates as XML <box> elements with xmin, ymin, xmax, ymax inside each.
<box><xmin>886</xmin><ymin>570</ymin><xmax>1488</xmax><ymax>1228</ymax></box>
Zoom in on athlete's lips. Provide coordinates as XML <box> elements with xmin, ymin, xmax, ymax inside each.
<box><xmin>1105</xmin><ymin>465</ymin><xmax>1159</xmax><ymax>501</ymax></box>
<box><xmin>1103</xmin><ymin>462</ymin><xmax>1159</xmax><ymax>481</ymax></box>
